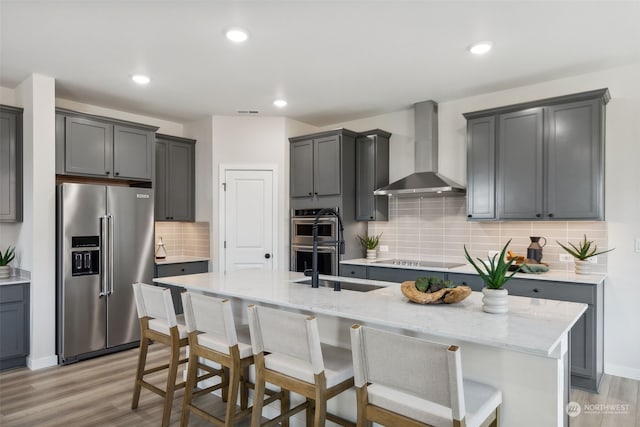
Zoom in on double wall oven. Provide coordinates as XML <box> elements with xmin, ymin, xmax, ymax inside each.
<box><xmin>290</xmin><ymin>208</ymin><xmax>339</xmax><ymax>275</ymax></box>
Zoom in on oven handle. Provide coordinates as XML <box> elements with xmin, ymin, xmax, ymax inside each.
<box><xmin>292</xmin><ymin>245</ymin><xmax>337</xmax><ymax>252</ymax></box>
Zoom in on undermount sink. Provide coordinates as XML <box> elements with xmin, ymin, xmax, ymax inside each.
<box><xmin>294</xmin><ymin>279</ymin><xmax>385</xmax><ymax>292</ymax></box>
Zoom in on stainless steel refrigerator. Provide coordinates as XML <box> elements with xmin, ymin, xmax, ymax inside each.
<box><xmin>56</xmin><ymin>183</ymin><xmax>154</xmax><ymax>364</ymax></box>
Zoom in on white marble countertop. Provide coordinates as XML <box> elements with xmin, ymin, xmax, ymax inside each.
<box><xmin>154</xmin><ymin>269</ymin><xmax>586</xmax><ymax>358</ymax></box>
<box><xmin>0</xmin><ymin>273</ymin><xmax>30</xmax><ymax>286</ymax></box>
<box><xmin>155</xmin><ymin>256</ymin><xmax>210</xmax><ymax>265</ymax></box>
<box><xmin>341</xmin><ymin>258</ymin><xmax>606</xmax><ymax>285</ymax></box>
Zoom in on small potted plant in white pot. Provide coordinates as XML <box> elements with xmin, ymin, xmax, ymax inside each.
<box><xmin>358</xmin><ymin>233</ymin><xmax>382</xmax><ymax>260</ymax></box>
<box><xmin>464</xmin><ymin>240</ymin><xmax>517</xmax><ymax>314</ymax></box>
<box><xmin>557</xmin><ymin>235</ymin><xmax>614</xmax><ymax>275</ymax></box>
<box><xmin>0</xmin><ymin>246</ymin><xmax>16</xmax><ymax>279</ymax></box>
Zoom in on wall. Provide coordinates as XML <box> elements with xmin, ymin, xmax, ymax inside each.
<box><xmin>327</xmin><ymin>63</ymin><xmax>640</xmax><ymax>380</ymax></box>
<box><xmin>154</xmin><ymin>222</ymin><xmax>210</xmax><ymax>258</ymax></box>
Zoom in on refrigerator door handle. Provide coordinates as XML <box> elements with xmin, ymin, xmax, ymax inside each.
<box><xmin>99</xmin><ymin>216</ymin><xmax>108</xmax><ymax>297</ymax></box>
<box><xmin>107</xmin><ymin>214</ymin><xmax>114</xmax><ymax>295</ymax></box>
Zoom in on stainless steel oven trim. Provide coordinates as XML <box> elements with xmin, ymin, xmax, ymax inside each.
<box><xmin>291</xmin><ymin>244</ymin><xmax>338</xmax><ymax>276</ymax></box>
<box><xmin>290</xmin><ymin>217</ymin><xmax>338</xmax><ymax>245</ymax></box>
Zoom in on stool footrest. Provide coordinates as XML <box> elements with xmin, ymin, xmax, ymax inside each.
<box><xmin>262</xmin><ymin>400</ymin><xmax>310</xmax><ymax>427</ymax></box>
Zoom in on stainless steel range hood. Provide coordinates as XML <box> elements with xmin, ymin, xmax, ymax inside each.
<box><xmin>374</xmin><ymin>101</ymin><xmax>465</xmax><ymax>197</ymax></box>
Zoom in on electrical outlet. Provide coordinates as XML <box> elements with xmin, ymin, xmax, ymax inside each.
<box><xmin>559</xmin><ymin>253</ymin><xmax>573</xmax><ymax>262</ymax></box>
<box><xmin>379</xmin><ymin>245</ymin><xmax>389</xmax><ymax>252</ymax></box>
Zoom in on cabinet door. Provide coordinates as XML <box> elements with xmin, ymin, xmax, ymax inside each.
<box><xmin>356</xmin><ymin>135</ymin><xmax>376</xmax><ymax>220</ymax></box>
<box><xmin>167</xmin><ymin>141</ymin><xmax>195</xmax><ymax>221</ymax></box>
<box><xmin>154</xmin><ymin>139</ymin><xmax>168</xmax><ymax>221</ymax></box>
<box><xmin>497</xmin><ymin>108</ymin><xmax>544</xmax><ymax>219</ymax></box>
<box><xmin>0</xmin><ymin>109</ymin><xmax>21</xmax><ymax>222</ymax></box>
<box><xmin>113</xmin><ymin>125</ymin><xmax>153</xmax><ymax>180</ymax></box>
<box><xmin>466</xmin><ymin>117</ymin><xmax>495</xmax><ymax>219</ymax></box>
<box><xmin>290</xmin><ymin>139</ymin><xmax>314</xmax><ymax>197</ymax></box>
<box><xmin>0</xmin><ymin>301</ymin><xmax>26</xmax><ymax>360</ymax></box>
<box><xmin>367</xmin><ymin>266</ymin><xmax>445</xmax><ymax>283</ymax></box>
<box><xmin>570</xmin><ymin>306</ymin><xmax>594</xmax><ymax>378</ymax></box>
<box><xmin>64</xmin><ymin>116</ymin><xmax>112</xmax><ymax>177</ymax></box>
<box><xmin>314</xmin><ymin>135</ymin><xmax>341</xmax><ymax>196</ymax></box>
<box><xmin>546</xmin><ymin>99</ymin><xmax>603</xmax><ymax>219</ymax></box>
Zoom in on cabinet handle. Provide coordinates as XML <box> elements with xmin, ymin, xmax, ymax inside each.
<box><xmin>467</xmin><ymin>214</ymin><xmax>472</xmax><ymax>218</ymax></box>
<box><xmin>308</xmin><ymin>192</ymin><xmax>312</xmax><ymax>196</ymax></box>
<box><xmin>181</xmin><ymin>268</ymin><xmax>185</xmax><ymax>272</ymax></box>
<box><xmin>533</xmin><ymin>288</ymin><xmax>539</xmax><ymax>293</ymax></box>
<box><xmin>369</xmin><ymin>216</ymin><xmax>374</xmax><ymax>219</ymax></box>
<box><xmin>536</xmin><ymin>213</ymin><xmax>541</xmax><ymax>218</ymax></box>
<box><xmin>548</xmin><ymin>213</ymin><xmax>554</xmax><ymax>218</ymax></box>
<box><xmin>105</xmin><ymin>171</ymin><xmax>110</xmax><ymax>175</ymax></box>
<box><xmin>350</xmin><ymin>271</ymin><xmax>355</xmax><ymax>275</ymax></box>
<box><xmin>314</xmin><ymin>192</ymin><xmax>318</xmax><ymax>195</ymax></box>
<box><xmin>115</xmin><ymin>172</ymin><xmax>120</xmax><ymax>176</ymax></box>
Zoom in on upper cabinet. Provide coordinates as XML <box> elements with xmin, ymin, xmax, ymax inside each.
<box><xmin>289</xmin><ymin>129</ymin><xmax>358</xmax><ymax>204</ymax></box>
<box><xmin>464</xmin><ymin>88</ymin><xmax>609</xmax><ymax>221</ymax></box>
<box><xmin>155</xmin><ymin>134</ymin><xmax>196</xmax><ymax>222</ymax></box>
<box><xmin>55</xmin><ymin>108</ymin><xmax>158</xmax><ymax>181</ymax></box>
<box><xmin>356</xmin><ymin>129</ymin><xmax>390</xmax><ymax>221</ymax></box>
<box><xmin>0</xmin><ymin>105</ymin><xmax>23</xmax><ymax>222</ymax></box>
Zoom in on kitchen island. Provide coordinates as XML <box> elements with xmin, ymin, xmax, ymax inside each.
<box><xmin>154</xmin><ymin>269</ymin><xmax>586</xmax><ymax>426</ymax></box>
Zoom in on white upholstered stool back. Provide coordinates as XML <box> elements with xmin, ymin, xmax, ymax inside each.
<box><xmin>181</xmin><ymin>292</ymin><xmax>239</xmax><ymax>350</ymax></box>
<box><xmin>351</xmin><ymin>325</ymin><xmax>501</xmax><ymax>427</ymax></box>
<box><xmin>132</xmin><ymin>282</ymin><xmax>179</xmax><ymax>331</ymax></box>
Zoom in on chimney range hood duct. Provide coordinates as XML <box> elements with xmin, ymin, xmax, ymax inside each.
<box><xmin>374</xmin><ymin>100</ymin><xmax>466</xmax><ymax>197</ymax></box>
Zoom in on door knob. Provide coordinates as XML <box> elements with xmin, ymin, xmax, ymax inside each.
<box><xmin>265</xmin><ymin>253</ymin><xmax>271</xmax><ymax>259</ymax></box>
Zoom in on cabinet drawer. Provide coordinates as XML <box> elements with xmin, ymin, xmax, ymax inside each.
<box><xmin>339</xmin><ymin>265</ymin><xmax>367</xmax><ymax>279</ymax></box>
<box><xmin>155</xmin><ymin>261</ymin><xmax>208</xmax><ymax>278</ymax></box>
<box><xmin>506</xmin><ymin>279</ymin><xmax>594</xmax><ymax>304</ymax></box>
<box><xmin>0</xmin><ymin>285</ymin><xmax>25</xmax><ymax>304</ymax></box>
<box><xmin>367</xmin><ymin>267</ymin><xmax>445</xmax><ymax>283</ymax></box>
<box><xmin>447</xmin><ymin>273</ymin><xmax>485</xmax><ymax>292</ymax></box>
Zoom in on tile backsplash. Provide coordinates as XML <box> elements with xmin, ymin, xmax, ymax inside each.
<box><xmin>154</xmin><ymin>222</ymin><xmax>210</xmax><ymax>258</ymax></box>
<box><xmin>368</xmin><ymin>197</ymin><xmax>608</xmax><ymax>273</ymax></box>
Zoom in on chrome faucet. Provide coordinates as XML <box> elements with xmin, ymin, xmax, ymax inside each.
<box><xmin>304</xmin><ymin>208</ymin><xmax>345</xmax><ymax>288</ymax></box>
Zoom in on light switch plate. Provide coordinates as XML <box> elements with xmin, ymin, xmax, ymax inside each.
<box><xmin>379</xmin><ymin>245</ymin><xmax>389</xmax><ymax>252</ymax></box>
<box><xmin>559</xmin><ymin>254</ymin><xmax>573</xmax><ymax>262</ymax></box>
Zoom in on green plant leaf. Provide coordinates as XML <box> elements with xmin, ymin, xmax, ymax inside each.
<box><xmin>464</xmin><ymin>240</ymin><xmax>516</xmax><ymax>289</ymax></box>
<box><xmin>556</xmin><ymin>234</ymin><xmax>614</xmax><ymax>260</ymax></box>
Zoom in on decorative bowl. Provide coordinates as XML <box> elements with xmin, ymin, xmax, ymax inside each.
<box><xmin>401</xmin><ymin>281</ymin><xmax>472</xmax><ymax>304</ymax></box>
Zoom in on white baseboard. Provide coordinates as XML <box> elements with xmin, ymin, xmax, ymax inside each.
<box><xmin>605</xmin><ymin>363</ymin><xmax>640</xmax><ymax>381</ymax></box>
<box><xmin>27</xmin><ymin>354</ymin><xmax>58</xmax><ymax>370</ymax></box>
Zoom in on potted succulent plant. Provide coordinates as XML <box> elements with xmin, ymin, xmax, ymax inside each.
<box><xmin>556</xmin><ymin>235</ymin><xmax>614</xmax><ymax>275</ymax></box>
<box><xmin>0</xmin><ymin>246</ymin><xmax>16</xmax><ymax>279</ymax></box>
<box><xmin>357</xmin><ymin>233</ymin><xmax>382</xmax><ymax>260</ymax></box>
<box><xmin>464</xmin><ymin>240</ymin><xmax>517</xmax><ymax>314</ymax></box>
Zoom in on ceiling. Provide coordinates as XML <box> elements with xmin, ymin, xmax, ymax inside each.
<box><xmin>1</xmin><ymin>1</ymin><xmax>639</xmax><ymax>126</ymax></box>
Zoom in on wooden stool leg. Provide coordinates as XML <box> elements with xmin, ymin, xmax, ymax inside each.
<box><xmin>131</xmin><ymin>336</ymin><xmax>148</xmax><ymax>410</ymax></box>
<box><xmin>281</xmin><ymin>389</ymin><xmax>290</xmax><ymax>427</ymax></box>
<box><xmin>240</xmin><ymin>364</ymin><xmax>250</xmax><ymax>410</ymax></box>
<box><xmin>251</xmin><ymin>354</ymin><xmax>266</xmax><ymax>427</ymax></box>
<box><xmin>224</xmin><ymin>365</ymin><xmax>241</xmax><ymax>427</ymax></box>
<box><xmin>181</xmin><ymin>348</ymin><xmax>199</xmax><ymax>427</ymax></box>
<box><xmin>306</xmin><ymin>398</ymin><xmax>314</xmax><ymax>426</ymax></box>
<box><xmin>162</xmin><ymin>335</ymin><xmax>181</xmax><ymax>427</ymax></box>
<box><xmin>221</xmin><ymin>366</ymin><xmax>230</xmax><ymax>402</ymax></box>
<box><xmin>313</xmin><ymin>374</ymin><xmax>327</xmax><ymax>427</ymax></box>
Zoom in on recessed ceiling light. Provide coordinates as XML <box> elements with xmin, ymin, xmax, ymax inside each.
<box><xmin>273</xmin><ymin>99</ymin><xmax>287</xmax><ymax>108</ymax></box>
<box><xmin>131</xmin><ymin>74</ymin><xmax>150</xmax><ymax>85</ymax></box>
<box><xmin>468</xmin><ymin>41</ymin><xmax>493</xmax><ymax>55</ymax></box>
<box><xmin>225</xmin><ymin>28</ymin><xmax>249</xmax><ymax>43</ymax></box>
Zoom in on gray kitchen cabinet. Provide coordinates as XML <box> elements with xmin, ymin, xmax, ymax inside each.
<box><xmin>497</xmin><ymin>108</ymin><xmax>544</xmax><ymax>219</ymax></box>
<box><xmin>289</xmin><ymin>129</ymin><xmax>358</xmax><ymax>203</ymax></box>
<box><xmin>464</xmin><ymin>88</ymin><xmax>609</xmax><ymax>221</ymax></box>
<box><xmin>356</xmin><ymin>130</ymin><xmax>390</xmax><ymax>221</ymax></box>
<box><xmin>0</xmin><ymin>105</ymin><xmax>23</xmax><ymax>222</ymax></box>
<box><xmin>55</xmin><ymin>108</ymin><xmax>158</xmax><ymax>181</ymax></box>
<box><xmin>155</xmin><ymin>134</ymin><xmax>196</xmax><ymax>221</ymax></box>
<box><xmin>155</xmin><ymin>261</ymin><xmax>208</xmax><ymax>314</ymax></box>
<box><xmin>338</xmin><ymin>264</ymin><xmax>367</xmax><ymax>279</ymax></box>
<box><xmin>466</xmin><ymin>116</ymin><xmax>495</xmax><ymax>220</ymax></box>
<box><xmin>364</xmin><ymin>266</ymin><xmax>445</xmax><ymax>283</ymax></box>
<box><xmin>0</xmin><ymin>283</ymin><xmax>30</xmax><ymax>371</ymax></box>
<box><xmin>448</xmin><ymin>272</ymin><xmax>603</xmax><ymax>392</ymax></box>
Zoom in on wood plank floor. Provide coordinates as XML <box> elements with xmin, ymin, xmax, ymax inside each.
<box><xmin>1</xmin><ymin>343</ymin><xmax>639</xmax><ymax>426</ymax></box>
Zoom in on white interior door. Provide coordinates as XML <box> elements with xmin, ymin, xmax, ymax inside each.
<box><xmin>224</xmin><ymin>169</ymin><xmax>275</xmax><ymax>271</ymax></box>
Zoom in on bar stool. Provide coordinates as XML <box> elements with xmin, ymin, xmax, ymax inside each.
<box><xmin>350</xmin><ymin>324</ymin><xmax>502</xmax><ymax>427</ymax></box>
<box><xmin>180</xmin><ymin>292</ymin><xmax>284</xmax><ymax>427</ymax></box>
<box><xmin>131</xmin><ymin>283</ymin><xmax>219</xmax><ymax>427</ymax></box>
<box><xmin>247</xmin><ymin>304</ymin><xmax>355</xmax><ymax>427</ymax></box>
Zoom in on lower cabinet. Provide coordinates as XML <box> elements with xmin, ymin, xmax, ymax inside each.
<box><xmin>339</xmin><ymin>265</ymin><xmax>445</xmax><ymax>283</ymax></box>
<box><xmin>449</xmin><ymin>272</ymin><xmax>603</xmax><ymax>392</ymax></box>
<box><xmin>0</xmin><ymin>283</ymin><xmax>29</xmax><ymax>371</ymax></box>
<box><xmin>154</xmin><ymin>261</ymin><xmax>208</xmax><ymax>314</ymax></box>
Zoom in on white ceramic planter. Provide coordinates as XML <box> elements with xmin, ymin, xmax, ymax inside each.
<box><xmin>482</xmin><ymin>288</ymin><xmax>509</xmax><ymax>314</ymax></box>
<box><xmin>366</xmin><ymin>249</ymin><xmax>377</xmax><ymax>260</ymax></box>
<box><xmin>0</xmin><ymin>265</ymin><xmax>11</xmax><ymax>279</ymax></box>
<box><xmin>574</xmin><ymin>259</ymin><xmax>592</xmax><ymax>275</ymax></box>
